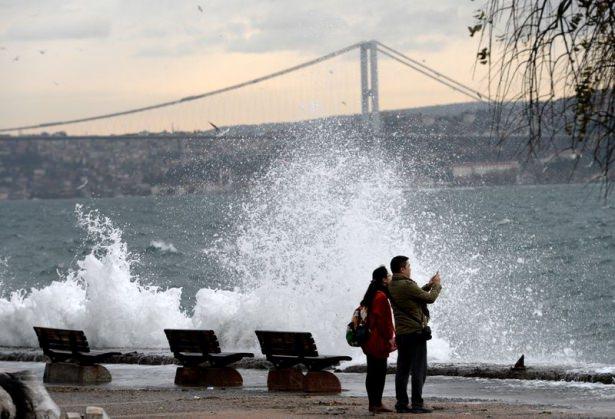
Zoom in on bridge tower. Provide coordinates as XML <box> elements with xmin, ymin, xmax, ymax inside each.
<box><xmin>360</xmin><ymin>40</ymin><xmax>380</xmax><ymax>132</ymax></box>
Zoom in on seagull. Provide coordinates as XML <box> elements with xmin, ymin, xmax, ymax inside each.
<box><xmin>209</xmin><ymin>121</ymin><xmax>229</xmax><ymax>137</ymax></box>
<box><xmin>197</xmin><ymin>4</ymin><xmax>203</xmax><ymax>12</ymax></box>
<box><xmin>76</xmin><ymin>178</ymin><xmax>88</xmax><ymax>190</ymax></box>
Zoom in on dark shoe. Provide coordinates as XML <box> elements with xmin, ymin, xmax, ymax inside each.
<box><xmin>409</xmin><ymin>406</ymin><xmax>432</xmax><ymax>414</ymax></box>
<box><xmin>395</xmin><ymin>405</ymin><xmax>413</xmax><ymax>413</ymax></box>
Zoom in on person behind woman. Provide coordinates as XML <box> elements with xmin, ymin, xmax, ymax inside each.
<box><xmin>361</xmin><ymin>265</ymin><xmax>396</xmax><ymax>414</ymax></box>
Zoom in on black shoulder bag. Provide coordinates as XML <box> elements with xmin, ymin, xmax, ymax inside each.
<box><xmin>388</xmin><ymin>294</ymin><xmax>432</xmax><ymax>341</ymax></box>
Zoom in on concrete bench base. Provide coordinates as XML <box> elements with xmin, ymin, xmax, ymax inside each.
<box><xmin>267</xmin><ymin>367</ymin><xmax>304</xmax><ymax>391</ymax></box>
<box><xmin>43</xmin><ymin>362</ymin><xmax>111</xmax><ymax>385</ymax></box>
<box><xmin>303</xmin><ymin>371</ymin><xmax>342</xmax><ymax>393</ymax></box>
<box><xmin>174</xmin><ymin>366</ymin><xmax>243</xmax><ymax>387</ymax></box>
<box><xmin>266</xmin><ymin>368</ymin><xmax>342</xmax><ymax>393</ymax></box>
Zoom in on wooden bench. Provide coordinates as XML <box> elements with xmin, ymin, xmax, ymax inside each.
<box><xmin>255</xmin><ymin>330</ymin><xmax>351</xmax><ymax>393</ymax></box>
<box><xmin>33</xmin><ymin>326</ymin><xmax>120</xmax><ymax>384</ymax></box>
<box><xmin>164</xmin><ymin>329</ymin><xmax>254</xmax><ymax>387</ymax></box>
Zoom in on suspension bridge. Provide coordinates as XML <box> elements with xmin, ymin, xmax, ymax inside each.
<box><xmin>0</xmin><ymin>40</ymin><xmax>487</xmax><ymax>138</ymax></box>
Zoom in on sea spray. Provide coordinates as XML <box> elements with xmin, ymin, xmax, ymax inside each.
<box><xmin>0</xmin><ymin>205</ymin><xmax>192</xmax><ymax>347</ymax></box>
<box><xmin>196</xmin><ymin>127</ymin><xmax>452</xmax><ymax>360</ymax></box>
<box><xmin>146</xmin><ymin>240</ymin><xmax>178</xmax><ymax>254</ymax></box>
<box><xmin>0</xmin><ymin>278</ymin><xmax>86</xmax><ymax>347</ymax></box>
<box><xmin>72</xmin><ymin>205</ymin><xmax>193</xmax><ymax>346</ymax></box>
<box><xmin>194</xmin><ymin>127</ymin><xmax>573</xmax><ymax>364</ymax></box>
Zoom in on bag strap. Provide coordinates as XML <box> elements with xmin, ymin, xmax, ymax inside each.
<box><xmin>387</xmin><ymin>294</ymin><xmax>424</xmax><ymax>327</ymax></box>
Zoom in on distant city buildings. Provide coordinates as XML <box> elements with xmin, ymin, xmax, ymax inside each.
<box><xmin>0</xmin><ymin>106</ymin><xmax>601</xmax><ymax>201</ymax></box>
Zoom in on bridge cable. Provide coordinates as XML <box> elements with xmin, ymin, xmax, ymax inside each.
<box><xmin>377</xmin><ymin>48</ymin><xmax>484</xmax><ymax>103</ymax></box>
<box><xmin>377</xmin><ymin>42</ymin><xmax>490</xmax><ymax>103</ymax></box>
<box><xmin>0</xmin><ymin>43</ymin><xmax>363</xmax><ymax>133</ymax></box>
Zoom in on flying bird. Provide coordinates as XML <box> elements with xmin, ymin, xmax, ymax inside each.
<box><xmin>197</xmin><ymin>4</ymin><xmax>203</xmax><ymax>12</ymax></box>
<box><xmin>341</xmin><ymin>101</ymin><xmax>347</xmax><ymax>106</ymax></box>
<box><xmin>13</xmin><ymin>56</ymin><xmax>19</xmax><ymax>61</ymax></box>
<box><xmin>209</xmin><ymin>121</ymin><xmax>229</xmax><ymax>137</ymax></box>
<box><xmin>76</xmin><ymin>178</ymin><xmax>88</xmax><ymax>190</ymax></box>
<box><xmin>39</xmin><ymin>50</ymin><xmax>46</xmax><ymax>55</ymax></box>
<box><xmin>0</xmin><ymin>46</ymin><xmax>5</xmax><ymax>51</ymax></box>
<box><xmin>53</xmin><ymin>81</ymin><xmax>59</xmax><ymax>86</ymax></box>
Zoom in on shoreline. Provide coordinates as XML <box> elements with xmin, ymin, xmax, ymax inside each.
<box><xmin>0</xmin><ymin>181</ymin><xmax>603</xmax><ymax>203</ymax></box>
<box><xmin>1</xmin><ymin>350</ymin><xmax>613</xmax><ymax>385</ymax></box>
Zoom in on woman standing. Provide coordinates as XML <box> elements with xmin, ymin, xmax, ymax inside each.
<box><xmin>361</xmin><ymin>265</ymin><xmax>396</xmax><ymax>414</ymax></box>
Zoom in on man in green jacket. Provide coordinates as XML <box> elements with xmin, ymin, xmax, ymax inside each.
<box><xmin>388</xmin><ymin>255</ymin><xmax>442</xmax><ymax>414</ymax></box>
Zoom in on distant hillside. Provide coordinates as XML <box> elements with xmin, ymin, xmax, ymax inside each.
<box><xmin>0</xmin><ymin>103</ymin><xmax>601</xmax><ymax>200</ymax></box>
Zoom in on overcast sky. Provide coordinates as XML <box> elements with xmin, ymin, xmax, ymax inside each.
<box><xmin>0</xmin><ymin>0</ymin><xmax>488</xmax><ymax>132</ymax></box>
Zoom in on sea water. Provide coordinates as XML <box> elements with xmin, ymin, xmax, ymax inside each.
<box><xmin>0</xmin><ymin>130</ymin><xmax>613</xmax><ymax>369</ymax></box>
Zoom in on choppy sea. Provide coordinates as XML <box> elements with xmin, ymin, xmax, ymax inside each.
<box><xmin>0</xmin><ymin>135</ymin><xmax>613</xmax><ymax>372</ymax></box>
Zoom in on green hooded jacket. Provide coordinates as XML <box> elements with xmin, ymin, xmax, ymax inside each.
<box><xmin>388</xmin><ymin>273</ymin><xmax>442</xmax><ymax>335</ymax></box>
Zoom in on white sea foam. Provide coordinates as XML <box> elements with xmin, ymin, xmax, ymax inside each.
<box><xmin>0</xmin><ymin>205</ymin><xmax>191</xmax><ymax>348</ymax></box>
<box><xmin>148</xmin><ymin>240</ymin><xmax>178</xmax><ymax>253</ymax></box>
<box><xmin>197</xmin><ymin>136</ymin><xmax>417</xmax><ymax>355</ymax></box>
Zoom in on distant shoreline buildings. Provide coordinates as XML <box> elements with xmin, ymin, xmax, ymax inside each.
<box><xmin>0</xmin><ymin>106</ymin><xmax>601</xmax><ymax>201</ymax></box>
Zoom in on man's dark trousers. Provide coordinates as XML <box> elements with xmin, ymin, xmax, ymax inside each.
<box><xmin>395</xmin><ymin>333</ymin><xmax>427</xmax><ymax>409</ymax></box>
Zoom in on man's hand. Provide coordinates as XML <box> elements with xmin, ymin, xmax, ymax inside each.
<box><xmin>430</xmin><ymin>272</ymin><xmax>441</xmax><ymax>286</ymax></box>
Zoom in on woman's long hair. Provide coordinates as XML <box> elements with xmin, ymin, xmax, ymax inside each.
<box><xmin>360</xmin><ymin>265</ymin><xmax>390</xmax><ymax>309</ymax></box>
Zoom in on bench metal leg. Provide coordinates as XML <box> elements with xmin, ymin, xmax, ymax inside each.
<box><xmin>43</xmin><ymin>362</ymin><xmax>112</xmax><ymax>385</ymax></box>
<box><xmin>174</xmin><ymin>366</ymin><xmax>243</xmax><ymax>387</ymax></box>
<box><xmin>303</xmin><ymin>371</ymin><xmax>342</xmax><ymax>393</ymax></box>
<box><xmin>266</xmin><ymin>367</ymin><xmax>304</xmax><ymax>391</ymax></box>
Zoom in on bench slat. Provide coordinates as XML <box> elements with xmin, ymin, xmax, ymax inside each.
<box><xmin>255</xmin><ymin>330</ymin><xmax>351</xmax><ymax>371</ymax></box>
<box><xmin>164</xmin><ymin>329</ymin><xmax>221</xmax><ymax>354</ymax></box>
<box><xmin>33</xmin><ymin>326</ymin><xmax>120</xmax><ymax>365</ymax></box>
<box><xmin>165</xmin><ymin>329</ymin><xmax>254</xmax><ymax>367</ymax></box>
<box><xmin>33</xmin><ymin>327</ymin><xmax>90</xmax><ymax>353</ymax></box>
<box><xmin>255</xmin><ymin>330</ymin><xmax>318</xmax><ymax>357</ymax></box>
